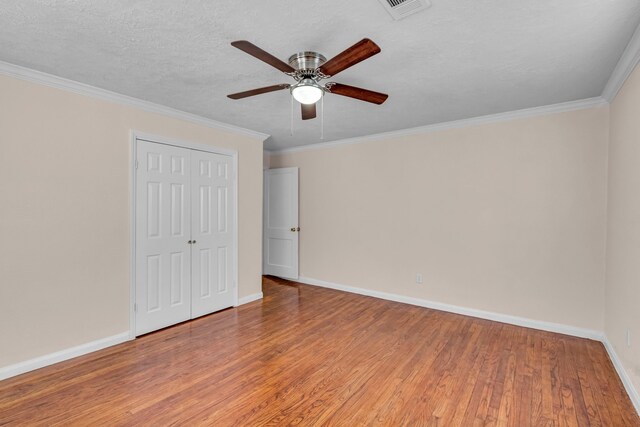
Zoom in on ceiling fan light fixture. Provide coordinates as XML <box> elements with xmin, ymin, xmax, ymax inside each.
<box><xmin>291</xmin><ymin>79</ymin><xmax>324</xmax><ymax>105</ymax></box>
<box><xmin>228</xmin><ymin>39</ymin><xmax>388</xmax><ymax>117</ymax></box>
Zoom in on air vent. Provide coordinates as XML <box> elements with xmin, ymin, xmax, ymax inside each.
<box><xmin>377</xmin><ymin>0</ymin><xmax>431</xmax><ymax>20</ymax></box>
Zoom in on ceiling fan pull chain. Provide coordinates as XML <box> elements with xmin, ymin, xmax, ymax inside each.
<box><xmin>290</xmin><ymin>94</ymin><xmax>294</xmax><ymax>136</ymax></box>
<box><xmin>321</xmin><ymin>96</ymin><xmax>324</xmax><ymax>140</ymax></box>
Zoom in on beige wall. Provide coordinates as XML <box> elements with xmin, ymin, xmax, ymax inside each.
<box><xmin>0</xmin><ymin>74</ymin><xmax>264</xmax><ymax>368</ymax></box>
<box><xmin>606</xmin><ymin>64</ymin><xmax>640</xmax><ymax>393</ymax></box>
<box><xmin>271</xmin><ymin>106</ymin><xmax>609</xmax><ymax>331</ymax></box>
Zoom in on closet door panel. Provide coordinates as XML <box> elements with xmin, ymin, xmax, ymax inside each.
<box><xmin>191</xmin><ymin>150</ymin><xmax>235</xmax><ymax>318</ymax></box>
<box><xmin>135</xmin><ymin>141</ymin><xmax>192</xmax><ymax>335</ymax></box>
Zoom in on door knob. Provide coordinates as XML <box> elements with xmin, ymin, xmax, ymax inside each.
<box><xmin>291</xmin><ymin>227</ymin><xmax>296</xmax><ymax>232</ymax></box>
<box><xmin>296</xmin><ymin>227</ymin><xmax>300</xmax><ymax>232</ymax></box>
<box><xmin>188</xmin><ymin>240</ymin><xmax>192</xmax><ymax>244</ymax></box>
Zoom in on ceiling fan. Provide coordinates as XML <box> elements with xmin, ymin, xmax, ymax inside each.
<box><xmin>227</xmin><ymin>39</ymin><xmax>388</xmax><ymax>120</ymax></box>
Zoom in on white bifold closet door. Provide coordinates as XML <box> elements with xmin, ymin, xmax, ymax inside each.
<box><xmin>135</xmin><ymin>140</ymin><xmax>235</xmax><ymax>336</ymax></box>
<box><xmin>190</xmin><ymin>149</ymin><xmax>235</xmax><ymax>318</ymax></box>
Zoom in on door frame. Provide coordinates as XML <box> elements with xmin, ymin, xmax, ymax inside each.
<box><xmin>129</xmin><ymin>130</ymin><xmax>239</xmax><ymax>339</ymax></box>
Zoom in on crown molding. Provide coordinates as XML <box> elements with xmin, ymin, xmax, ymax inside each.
<box><xmin>602</xmin><ymin>22</ymin><xmax>640</xmax><ymax>102</ymax></box>
<box><xmin>267</xmin><ymin>96</ymin><xmax>608</xmax><ymax>155</ymax></box>
<box><xmin>0</xmin><ymin>61</ymin><xmax>270</xmax><ymax>142</ymax></box>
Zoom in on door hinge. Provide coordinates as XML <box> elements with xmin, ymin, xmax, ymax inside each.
<box><xmin>135</xmin><ymin>160</ymin><xmax>139</xmax><ymax>170</ymax></box>
<box><xmin>134</xmin><ymin>303</ymin><xmax>138</xmax><ymax>312</ymax></box>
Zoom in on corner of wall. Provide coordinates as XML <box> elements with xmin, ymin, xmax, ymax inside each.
<box><xmin>602</xmin><ymin>102</ymin><xmax>611</xmax><ymax>334</ymax></box>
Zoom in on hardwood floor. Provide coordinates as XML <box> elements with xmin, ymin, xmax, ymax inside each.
<box><xmin>1</xmin><ymin>276</ymin><xmax>638</xmax><ymax>426</ymax></box>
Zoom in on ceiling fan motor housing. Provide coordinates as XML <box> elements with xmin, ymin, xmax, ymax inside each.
<box><xmin>288</xmin><ymin>52</ymin><xmax>326</xmax><ymax>79</ymax></box>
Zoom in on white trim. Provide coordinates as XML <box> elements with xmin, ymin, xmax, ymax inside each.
<box><xmin>238</xmin><ymin>292</ymin><xmax>264</xmax><ymax>305</ymax></box>
<box><xmin>134</xmin><ymin>131</ymin><xmax>239</xmax><ymax>157</ymax></box>
<box><xmin>129</xmin><ymin>133</ymin><xmax>139</xmax><ymax>338</ymax></box>
<box><xmin>0</xmin><ymin>332</ymin><xmax>130</xmax><ymax>381</ymax></box>
<box><xmin>267</xmin><ymin>97</ymin><xmax>608</xmax><ymax>154</ymax></box>
<box><xmin>602</xmin><ymin>23</ymin><xmax>640</xmax><ymax>102</ymax></box>
<box><xmin>602</xmin><ymin>337</ymin><xmax>640</xmax><ymax>415</ymax></box>
<box><xmin>297</xmin><ymin>276</ymin><xmax>604</xmax><ymax>340</ymax></box>
<box><xmin>129</xmin><ymin>131</ymin><xmax>240</xmax><ymax>337</ymax></box>
<box><xmin>129</xmin><ymin>133</ymin><xmax>137</xmax><ymax>340</ymax></box>
<box><xmin>0</xmin><ymin>60</ymin><xmax>269</xmax><ymax>141</ymax></box>
<box><xmin>232</xmin><ymin>152</ymin><xmax>240</xmax><ymax>308</ymax></box>
<box><xmin>0</xmin><ymin>59</ymin><xmax>617</xmax><ymax>153</ymax></box>
<box><xmin>297</xmin><ymin>275</ymin><xmax>640</xmax><ymax>415</ymax></box>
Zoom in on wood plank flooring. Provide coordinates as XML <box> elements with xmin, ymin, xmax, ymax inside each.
<box><xmin>1</xmin><ymin>276</ymin><xmax>638</xmax><ymax>426</ymax></box>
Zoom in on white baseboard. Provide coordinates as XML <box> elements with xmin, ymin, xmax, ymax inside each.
<box><xmin>0</xmin><ymin>292</ymin><xmax>265</xmax><ymax>382</ymax></box>
<box><xmin>298</xmin><ymin>276</ymin><xmax>640</xmax><ymax>416</ymax></box>
<box><xmin>238</xmin><ymin>292</ymin><xmax>263</xmax><ymax>305</ymax></box>
<box><xmin>298</xmin><ymin>276</ymin><xmax>603</xmax><ymax>340</ymax></box>
<box><xmin>2</xmin><ymin>285</ymin><xmax>637</xmax><ymax>417</ymax></box>
<box><xmin>0</xmin><ymin>331</ymin><xmax>131</xmax><ymax>381</ymax></box>
<box><xmin>602</xmin><ymin>338</ymin><xmax>640</xmax><ymax>415</ymax></box>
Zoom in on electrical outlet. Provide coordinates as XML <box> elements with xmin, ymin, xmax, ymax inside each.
<box><xmin>416</xmin><ymin>273</ymin><xmax>423</xmax><ymax>284</ymax></box>
<box><xmin>627</xmin><ymin>330</ymin><xmax>631</xmax><ymax>347</ymax></box>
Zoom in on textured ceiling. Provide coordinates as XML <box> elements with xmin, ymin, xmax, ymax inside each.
<box><xmin>1</xmin><ymin>0</ymin><xmax>639</xmax><ymax>150</ymax></box>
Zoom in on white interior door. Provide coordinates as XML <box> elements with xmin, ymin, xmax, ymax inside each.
<box><xmin>263</xmin><ymin>167</ymin><xmax>299</xmax><ymax>279</ymax></box>
<box><xmin>190</xmin><ymin>150</ymin><xmax>236</xmax><ymax>317</ymax></box>
<box><xmin>135</xmin><ymin>141</ymin><xmax>192</xmax><ymax>335</ymax></box>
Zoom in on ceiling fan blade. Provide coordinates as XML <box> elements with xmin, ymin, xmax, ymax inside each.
<box><xmin>227</xmin><ymin>84</ymin><xmax>290</xmax><ymax>100</ymax></box>
<box><xmin>318</xmin><ymin>39</ymin><xmax>381</xmax><ymax>77</ymax></box>
<box><xmin>327</xmin><ymin>83</ymin><xmax>388</xmax><ymax>105</ymax></box>
<box><xmin>231</xmin><ymin>40</ymin><xmax>295</xmax><ymax>73</ymax></box>
<box><xmin>301</xmin><ymin>103</ymin><xmax>317</xmax><ymax>120</ymax></box>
